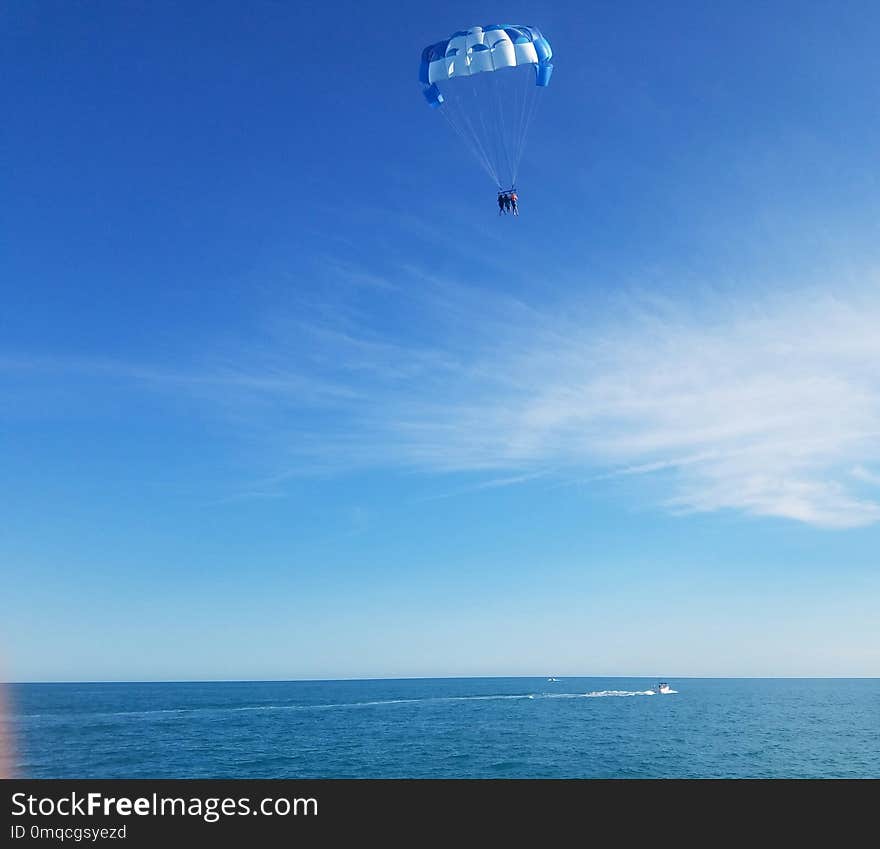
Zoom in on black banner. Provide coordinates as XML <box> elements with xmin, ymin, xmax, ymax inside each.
<box><xmin>2</xmin><ymin>779</ymin><xmax>873</xmax><ymax>845</ymax></box>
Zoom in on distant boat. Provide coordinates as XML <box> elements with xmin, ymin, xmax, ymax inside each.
<box><xmin>654</xmin><ymin>682</ymin><xmax>673</xmax><ymax>694</ymax></box>
<box><xmin>547</xmin><ymin>677</ymin><xmax>559</xmax><ymax>682</ymax></box>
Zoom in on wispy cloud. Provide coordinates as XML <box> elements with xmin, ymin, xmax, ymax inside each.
<box><xmin>5</xmin><ymin>269</ymin><xmax>880</xmax><ymax>528</ymax></box>
<box><xmin>242</xmin><ymin>273</ymin><xmax>880</xmax><ymax>528</ymax></box>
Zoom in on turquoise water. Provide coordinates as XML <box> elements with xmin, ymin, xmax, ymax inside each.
<box><xmin>6</xmin><ymin>678</ymin><xmax>879</xmax><ymax>778</ymax></box>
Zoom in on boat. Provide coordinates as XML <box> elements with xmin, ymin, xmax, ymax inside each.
<box><xmin>654</xmin><ymin>682</ymin><xmax>673</xmax><ymax>694</ymax></box>
<box><xmin>547</xmin><ymin>677</ymin><xmax>559</xmax><ymax>682</ymax></box>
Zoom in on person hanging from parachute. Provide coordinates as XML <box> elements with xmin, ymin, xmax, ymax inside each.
<box><xmin>419</xmin><ymin>25</ymin><xmax>553</xmax><ymax>214</ymax></box>
<box><xmin>497</xmin><ymin>188</ymin><xmax>519</xmax><ymax>216</ymax></box>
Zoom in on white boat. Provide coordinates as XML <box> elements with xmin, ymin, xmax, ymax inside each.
<box><xmin>547</xmin><ymin>677</ymin><xmax>559</xmax><ymax>682</ymax></box>
<box><xmin>654</xmin><ymin>681</ymin><xmax>673</xmax><ymax>694</ymax></box>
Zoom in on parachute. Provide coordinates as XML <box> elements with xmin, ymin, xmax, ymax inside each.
<box><xmin>419</xmin><ymin>24</ymin><xmax>553</xmax><ymax>190</ymax></box>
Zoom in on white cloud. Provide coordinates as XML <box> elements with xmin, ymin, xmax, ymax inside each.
<box><xmin>7</xmin><ymin>272</ymin><xmax>880</xmax><ymax>529</ymax></box>
<box><xmin>257</xmin><ymin>277</ymin><xmax>880</xmax><ymax>528</ymax></box>
<box><xmin>852</xmin><ymin>465</ymin><xmax>880</xmax><ymax>486</ymax></box>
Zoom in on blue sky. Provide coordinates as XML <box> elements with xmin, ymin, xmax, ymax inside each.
<box><xmin>2</xmin><ymin>1</ymin><xmax>879</xmax><ymax>681</ymax></box>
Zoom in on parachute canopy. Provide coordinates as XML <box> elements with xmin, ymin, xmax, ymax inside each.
<box><xmin>419</xmin><ymin>24</ymin><xmax>553</xmax><ymax>190</ymax></box>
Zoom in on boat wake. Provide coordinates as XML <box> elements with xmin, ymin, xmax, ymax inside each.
<box><xmin>545</xmin><ymin>690</ymin><xmax>657</xmax><ymax>698</ymax></box>
<box><xmin>17</xmin><ymin>688</ymin><xmax>677</xmax><ymax>724</ymax></box>
<box><xmin>586</xmin><ymin>689</ymin><xmax>657</xmax><ymax>697</ymax></box>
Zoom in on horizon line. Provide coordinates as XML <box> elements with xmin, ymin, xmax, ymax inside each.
<box><xmin>4</xmin><ymin>674</ymin><xmax>879</xmax><ymax>685</ymax></box>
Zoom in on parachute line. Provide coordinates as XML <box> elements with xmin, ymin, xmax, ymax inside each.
<box><xmin>512</xmin><ymin>78</ymin><xmax>541</xmax><ymax>186</ymax></box>
<box><xmin>439</xmin><ymin>106</ymin><xmax>498</xmax><ymax>185</ymax></box>
<box><xmin>471</xmin><ymin>82</ymin><xmax>501</xmax><ymax>186</ymax></box>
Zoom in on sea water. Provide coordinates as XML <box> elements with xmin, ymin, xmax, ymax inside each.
<box><xmin>5</xmin><ymin>678</ymin><xmax>879</xmax><ymax>778</ymax></box>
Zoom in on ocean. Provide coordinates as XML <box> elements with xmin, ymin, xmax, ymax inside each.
<box><xmin>5</xmin><ymin>678</ymin><xmax>878</xmax><ymax>778</ymax></box>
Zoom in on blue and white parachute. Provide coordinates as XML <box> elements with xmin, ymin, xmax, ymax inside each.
<box><xmin>419</xmin><ymin>24</ymin><xmax>553</xmax><ymax>190</ymax></box>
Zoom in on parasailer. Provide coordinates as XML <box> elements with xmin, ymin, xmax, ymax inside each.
<box><xmin>419</xmin><ymin>24</ymin><xmax>553</xmax><ymax>213</ymax></box>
